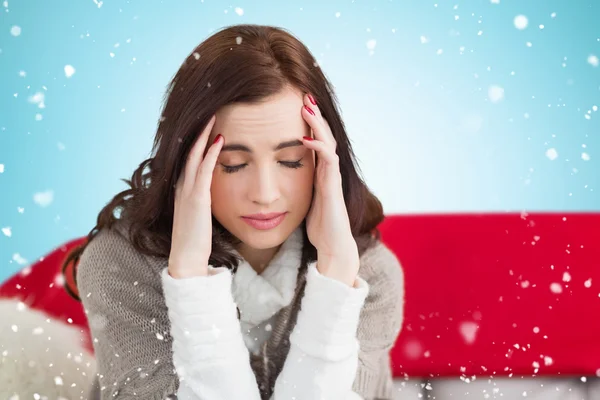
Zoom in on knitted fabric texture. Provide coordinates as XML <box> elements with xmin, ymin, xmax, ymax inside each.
<box><xmin>77</xmin><ymin>222</ymin><xmax>404</xmax><ymax>400</ymax></box>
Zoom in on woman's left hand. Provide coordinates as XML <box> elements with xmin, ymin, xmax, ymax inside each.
<box><xmin>301</xmin><ymin>93</ymin><xmax>360</xmax><ymax>287</ymax></box>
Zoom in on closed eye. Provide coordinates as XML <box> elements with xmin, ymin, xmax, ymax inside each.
<box><xmin>221</xmin><ymin>160</ymin><xmax>304</xmax><ymax>174</ymax></box>
<box><xmin>279</xmin><ymin>160</ymin><xmax>303</xmax><ymax>169</ymax></box>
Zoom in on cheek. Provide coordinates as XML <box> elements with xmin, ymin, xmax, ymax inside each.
<box><xmin>284</xmin><ymin>166</ymin><xmax>314</xmax><ymax>202</ymax></box>
<box><xmin>210</xmin><ymin>173</ymin><xmax>241</xmax><ymax>211</ymax></box>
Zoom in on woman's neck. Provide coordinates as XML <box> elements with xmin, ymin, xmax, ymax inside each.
<box><xmin>235</xmin><ymin>243</ymin><xmax>282</xmax><ymax>275</ymax></box>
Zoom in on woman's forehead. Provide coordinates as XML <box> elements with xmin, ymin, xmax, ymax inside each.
<box><xmin>212</xmin><ymin>90</ymin><xmax>309</xmax><ymax>143</ymax></box>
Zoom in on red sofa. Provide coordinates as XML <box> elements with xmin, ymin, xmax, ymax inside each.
<box><xmin>2</xmin><ymin>213</ymin><xmax>599</xmax><ymax>399</ymax></box>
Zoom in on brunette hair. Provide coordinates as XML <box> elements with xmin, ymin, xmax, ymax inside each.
<box><xmin>62</xmin><ymin>24</ymin><xmax>384</xmax><ymax>301</ymax></box>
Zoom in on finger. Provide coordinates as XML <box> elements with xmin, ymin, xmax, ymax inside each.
<box><xmin>302</xmin><ymin>97</ymin><xmax>335</xmax><ymax>147</ymax></box>
<box><xmin>301</xmin><ymin>136</ymin><xmax>339</xmax><ymax>165</ymax></box>
<box><xmin>304</xmin><ymin>93</ymin><xmax>321</xmax><ymax>116</ymax></box>
<box><xmin>182</xmin><ymin>115</ymin><xmax>216</xmax><ymax>193</ymax></box>
<box><xmin>301</xmin><ymin>105</ymin><xmax>326</xmax><ymax>142</ymax></box>
<box><xmin>195</xmin><ymin>133</ymin><xmax>224</xmax><ymax>196</ymax></box>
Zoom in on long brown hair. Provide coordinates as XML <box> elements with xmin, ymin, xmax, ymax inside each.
<box><xmin>62</xmin><ymin>24</ymin><xmax>384</xmax><ymax>301</ymax></box>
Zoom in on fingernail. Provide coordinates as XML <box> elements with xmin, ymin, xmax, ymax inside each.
<box><xmin>308</xmin><ymin>94</ymin><xmax>317</xmax><ymax>105</ymax></box>
<box><xmin>302</xmin><ymin>136</ymin><xmax>313</xmax><ymax>141</ymax></box>
<box><xmin>304</xmin><ymin>105</ymin><xmax>315</xmax><ymax>116</ymax></box>
<box><xmin>213</xmin><ymin>134</ymin><xmax>222</xmax><ymax>144</ymax></box>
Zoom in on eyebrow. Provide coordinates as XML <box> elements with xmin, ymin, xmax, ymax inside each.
<box><xmin>220</xmin><ymin>139</ymin><xmax>304</xmax><ymax>153</ymax></box>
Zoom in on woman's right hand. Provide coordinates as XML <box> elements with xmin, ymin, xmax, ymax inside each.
<box><xmin>168</xmin><ymin>115</ymin><xmax>224</xmax><ymax>279</ymax></box>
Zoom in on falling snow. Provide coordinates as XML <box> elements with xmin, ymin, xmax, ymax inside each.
<box><xmin>28</xmin><ymin>92</ymin><xmax>45</xmax><ymax>108</ymax></box>
<box><xmin>10</xmin><ymin>25</ymin><xmax>20</xmax><ymax>36</ymax></box>
<box><xmin>545</xmin><ymin>148</ymin><xmax>558</xmax><ymax>161</ymax></box>
<box><xmin>1</xmin><ymin>3</ymin><xmax>599</xmax><ymax>398</ymax></box>
<box><xmin>488</xmin><ymin>85</ymin><xmax>504</xmax><ymax>103</ymax></box>
<box><xmin>459</xmin><ymin>321</ymin><xmax>478</xmax><ymax>344</ymax></box>
<box><xmin>550</xmin><ymin>282</ymin><xmax>563</xmax><ymax>294</ymax></box>
<box><xmin>12</xmin><ymin>253</ymin><xmax>27</xmax><ymax>265</ymax></box>
<box><xmin>33</xmin><ymin>190</ymin><xmax>54</xmax><ymax>207</ymax></box>
<box><xmin>514</xmin><ymin>15</ymin><xmax>528</xmax><ymax>30</ymax></box>
<box><xmin>64</xmin><ymin>64</ymin><xmax>76</xmax><ymax>78</ymax></box>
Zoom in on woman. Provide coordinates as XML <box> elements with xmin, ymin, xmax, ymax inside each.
<box><xmin>66</xmin><ymin>23</ymin><xmax>405</xmax><ymax>400</ymax></box>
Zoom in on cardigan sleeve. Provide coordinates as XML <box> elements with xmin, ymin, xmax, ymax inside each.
<box><xmin>352</xmin><ymin>242</ymin><xmax>405</xmax><ymax>399</ymax></box>
<box><xmin>76</xmin><ymin>227</ymin><xmax>180</xmax><ymax>400</ymax></box>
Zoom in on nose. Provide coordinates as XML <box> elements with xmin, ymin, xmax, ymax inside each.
<box><xmin>248</xmin><ymin>165</ymin><xmax>280</xmax><ymax>206</ymax></box>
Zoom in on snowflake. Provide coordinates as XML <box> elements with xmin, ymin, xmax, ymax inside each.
<box><xmin>514</xmin><ymin>15</ymin><xmax>528</xmax><ymax>30</ymax></box>
<box><xmin>488</xmin><ymin>85</ymin><xmax>504</xmax><ymax>103</ymax></box>
<box><xmin>64</xmin><ymin>65</ymin><xmax>76</xmax><ymax>78</ymax></box>
<box><xmin>13</xmin><ymin>253</ymin><xmax>28</xmax><ymax>265</ymax></box>
<box><xmin>28</xmin><ymin>92</ymin><xmax>46</xmax><ymax>108</ymax></box>
<box><xmin>33</xmin><ymin>190</ymin><xmax>54</xmax><ymax>207</ymax></box>
<box><xmin>545</xmin><ymin>148</ymin><xmax>558</xmax><ymax>161</ymax></box>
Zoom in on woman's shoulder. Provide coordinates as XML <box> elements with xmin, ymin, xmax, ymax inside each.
<box><xmin>77</xmin><ymin>220</ymin><xmax>164</xmax><ymax>290</ymax></box>
<box><xmin>356</xmin><ymin>240</ymin><xmax>405</xmax><ymax>347</ymax></box>
<box><xmin>79</xmin><ymin>220</ymin><xmax>136</xmax><ymax>264</ymax></box>
<box><xmin>358</xmin><ymin>240</ymin><xmax>404</xmax><ymax>297</ymax></box>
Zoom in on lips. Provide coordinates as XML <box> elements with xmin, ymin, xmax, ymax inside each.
<box><xmin>241</xmin><ymin>212</ymin><xmax>287</xmax><ymax>230</ymax></box>
<box><xmin>242</xmin><ymin>212</ymin><xmax>286</xmax><ymax>220</ymax></box>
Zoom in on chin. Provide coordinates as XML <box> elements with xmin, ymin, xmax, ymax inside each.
<box><xmin>235</xmin><ymin>225</ymin><xmax>288</xmax><ymax>249</ymax></box>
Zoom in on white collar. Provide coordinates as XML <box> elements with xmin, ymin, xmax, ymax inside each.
<box><xmin>230</xmin><ymin>226</ymin><xmax>304</xmax><ymax>330</ymax></box>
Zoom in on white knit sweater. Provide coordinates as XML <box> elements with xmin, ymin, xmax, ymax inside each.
<box><xmin>162</xmin><ymin>226</ymin><xmax>369</xmax><ymax>399</ymax></box>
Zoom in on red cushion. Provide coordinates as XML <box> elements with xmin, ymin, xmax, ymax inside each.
<box><xmin>0</xmin><ymin>237</ymin><xmax>92</xmax><ymax>353</ymax></box>
<box><xmin>379</xmin><ymin>213</ymin><xmax>600</xmax><ymax>378</ymax></box>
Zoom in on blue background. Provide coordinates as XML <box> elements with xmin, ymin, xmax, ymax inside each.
<box><xmin>1</xmin><ymin>0</ymin><xmax>599</xmax><ymax>280</ymax></box>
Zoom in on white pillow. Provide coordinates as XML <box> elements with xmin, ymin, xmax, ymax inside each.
<box><xmin>0</xmin><ymin>298</ymin><xmax>96</xmax><ymax>399</ymax></box>
<box><xmin>428</xmin><ymin>377</ymin><xmax>589</xmax><ymax>400</ymax></box>
<box><xmin>392</xmin><ymin>378</ymin><xmax>428</xmax><ymax>399</ymax></box>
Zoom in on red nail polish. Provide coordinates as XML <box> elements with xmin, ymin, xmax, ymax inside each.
<box><xmin>304</xmin><ymin>105</ymin><xmax>315</xmax><ymax>116</ymax></box>
<box><xmin>303</xmin><ymin>136</ymin><xmax>313</xmax><ymax>141</ymax></box>
<box><xmin>308</xmin><ymin>94</ymin><xmax>317</xmax><ymax>105</ymax></box>
<box><xmin>213</xmin><ymin>134</ymin><xmax>222</xmax><ymax>144</ymax></box>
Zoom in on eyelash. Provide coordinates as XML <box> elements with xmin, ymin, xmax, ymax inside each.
<box><xmin>222</xmin><ymin>160</ymin><xmax>304</xmax><ymax>174</ymax></box>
